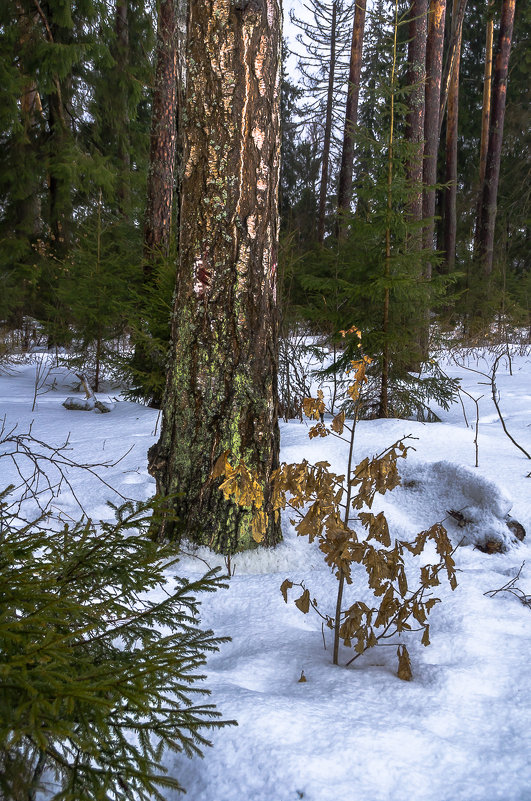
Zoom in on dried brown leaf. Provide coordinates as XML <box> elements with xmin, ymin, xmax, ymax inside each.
<box><xmin>294</xmin><ymin>588</ymin><xmax>311</xmax><ymax>614</ymax></box>
<box><xmin>397</xmin><ymin>644</ymin><xmax>412</xmax><ymax>681</ymax></box>
<box><xmin>280</xmin><ymin>579</ymin><xmax>293</xmax><ymax>604</ymax></box>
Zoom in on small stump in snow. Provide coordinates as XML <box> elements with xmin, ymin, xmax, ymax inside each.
<box><xmin>63</xmin><ymin>371</ymin><xmax>114</xmax><ymax>414</ymax></box>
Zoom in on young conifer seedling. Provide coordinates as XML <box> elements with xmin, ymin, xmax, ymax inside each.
<box><xmin>216</xmin><ymin>327</ymin><xmax>458</xmax><ymax>679</ymax></box>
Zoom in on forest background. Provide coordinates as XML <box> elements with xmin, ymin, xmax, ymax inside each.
<box><xmin>1</xmin><ymin>1</ymin><xmax>531</xmax><ymax>797</ymax></box>
<box><xmin>1</xmin><ymin>0</ymin><xmax>529</xmax><ymax>408</ymax></box>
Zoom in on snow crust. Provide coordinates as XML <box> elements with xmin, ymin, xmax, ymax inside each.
<box><xmin>1</xmin><ymin>347</ymin><xmax>531</xmax><ymax>801</ymax></box>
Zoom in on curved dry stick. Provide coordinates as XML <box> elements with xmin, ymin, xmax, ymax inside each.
<box><xmin>491</xmin><ymin>356</ymin><xmax>530</xmax><ymax>460</ymax></box>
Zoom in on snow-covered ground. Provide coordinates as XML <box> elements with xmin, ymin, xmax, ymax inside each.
<box><xmin>1</xmin><ymin>346</ymin><xmax>531</xmax><ymax>801</ymax></box>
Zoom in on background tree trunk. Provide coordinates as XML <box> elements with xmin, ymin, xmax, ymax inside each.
<box><xmin>476</xmin><ymin>0</ymin><xmax>515</xmax><ymax>275</ymax></box>
<box><xmin>438</xmin><ymin>0</ymin><xmax>467</xmax><ymax>132</ymax></box>
<box><xmin>143</xmin><ymin>0</ymin><xmax>178</xmax><ymax>270</ymax></box>
<box><xmin>405</xmin><ymin>0</ymin><xmax>428</xmax><ymax>226</ymax></box>
<box><xmin>114</xmin><ymin>0</ymin><xmax>131</xmax><ymax>215</ymax></box>
<box><xmin>149</xmin><ymin>0</ymin><xmax>282</xmax><ymax>554</ymax></box>
<box><xmin>443</xmin><ymin>0</ymin><xmax>463</xmax><ymax>272</ymax></box>
<box><xmin>478</xmin><ymin>6</ymin><xmax>494</xmax><ymax>201</ymax></box>
<box><xmin>317</xmin><ymin>0</ymin><xmax>338</xmax><ymax>245</ymax></box>
<box><xmin>422</xmin><ymin>0</ymin><xmax>446</xmax><ymax>259</ymax></box>
<box><xmin>336</xmin><ymin>0</ymin><xmax>366</xmax><ymax>239</ymax></box>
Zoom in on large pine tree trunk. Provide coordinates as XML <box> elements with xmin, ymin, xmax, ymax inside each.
<box><xmin>476</xmin><ymin>0</ymin><xmax>515</xmax><ymax>275</ymax></box>
<box><xmin>143</xmin><ymin>0</ymin><xmax>178</xmax><ymax>269</ymax></box>
<box><xmin>149</xmin><ymin>0</ymin><xmax>282</xmax><ymax>554</ymax></box>
<box><xmin>317</xmin><ymin>0</ymin><xmax>338</xmax><ymax>245</ymax></box>
<box><xmin>422</xmin><ymin>0</ymin><xmax>446</xmax><ymax>259</ymax></box>
<box><xmin>443</xmin><ymin>0</ymin><xmax>463</xmax><ymax>272</ymax></box>
<box><xmin>336</xmin><ymin>0</ymin><xmax>366</xmax><ymax>239</ymax></box>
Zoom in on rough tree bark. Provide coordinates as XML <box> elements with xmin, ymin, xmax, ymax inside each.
<box><xmin>405</xmin><ymin>0</ymin><xmax>428</xmax><ymax>226</ymax></box>
<box><xmin>438</xmin><ymin>0</ymin><xmax>467</xmax><ymax>133</ymax></box>
<box><xmin>336</xmin><ymin>0</ymin><xmax>366</xmax><ymax>239</ymax></box>
<box><xmin>476</xmin><ymin>4</ymin><xmax>494</xmax><ymax>209</ymax></box>
<box><xmin>476</xmin><ymin>0</ymin><xmax>515</xmax><ymax>275</ymax></box>
<box><xmin>143</xmin><ymin>0</ymin><xmax>178</xmax><ymax>269</ymax></box>
<box><xmin>317</xmin><ymin>0</ymin><xmax>338</xmax><ymax>245</ymax></box>
<box><xmin>443</xmin><ymin>0</ymin><xmax>463</xmax><ymax>272</ymax></box>
<box><xmin>422</xmin><ymin>0</ymin><xmax>446</xmax><ymax>258</ymax></box>
<box><xmin>149</xmin><ymin>0</ymin><xmax>282</xmax><ymax>554</ymax></box>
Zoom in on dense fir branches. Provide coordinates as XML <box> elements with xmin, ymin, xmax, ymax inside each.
<box><xmin>0</xmin><ymin>0</ymin><xmax>153</xmax><ymax>357</ymax></box>
<box><xmin>0</xmin><ymin>490</ymin><xmax>234</xmax><ymax>800</ymax></box>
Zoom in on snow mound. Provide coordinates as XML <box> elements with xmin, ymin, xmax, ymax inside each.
<box><xmin>394</xmin><ymin>460</ymin><xmax>519</xmax><ymax>552</ymax></box>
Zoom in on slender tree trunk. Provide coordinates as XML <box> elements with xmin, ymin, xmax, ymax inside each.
<box><xmin>114</xmin><ymin>0</ymin><xmax>131</xmax><ymax>215</ymax></box>
<box><xmin>380</xmin><ymin>0</ymin><xmax>400</xmax><ymax>419</ymax></box>
<box><xmin>317</xmin><ymin>0</ymin><xmax>338</xmax><ymax>245</ymax></box>
<box><xmin>405</xmin><ymin>0</ymin><xmax>428</xmax><ymax>226</ymax></box>
<box><xmin>473</xmin><ymin>5</ymin><xmax>494</xmax><ymax>250</ymax></box>
<box><xmin>149</xmin><ymin>0</ymin><xmax>282</xmax><ymax>553</ymax></box>
<box><xmin>438</xmin><ymin>0</ymin><xmax>467</xmax><ymax>133</ymax></box>
<box><xmin>143</xmin><ymin>0</ymin><xmax>178</xmax><ymax>271</ymax></box>
<box><xmin>16</xmin><ymin>5</ymin><xmax>43</xmax><ymax>239</ymax></box>
<box><xmin>336</xmin><ymin>0</ymin><xmax>366</xmax><ymax>239</ymax></box>
<box><xmin>422</xmin><ymin>0</ymin><xmax>446</xmax><ymax>258</ymax></box>
<box><xmin>443</xmin><ymin>0</ymin><xmax>462</xmax><ymax>272</ymax></box>
<box><xmin>477</xmin><ymin>6</ymin><xmax>494</xmax><ymax>200</ymax></box>
<box><xmin>405</xmin><ymin>0</ymin><xmax>428</xmax><ymax>362</ymax></box>
<box><xmin>476</xmin><ymin>0</ymin><xmax>515</xmax><ymax>275</ymax></box>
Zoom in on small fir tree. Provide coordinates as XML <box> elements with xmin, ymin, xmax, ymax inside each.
<box><xmin>0</xmin><ymin>490</ymin><xmax>234</xmax><ymax>801</ymax></box>
<box><xmin>47</xmin><ymin>194</ymin><xmax>142</xmax><ymax>389</ymax></box>
<box><xmin>294</xmin><ymin>0</ymin><xmax>457</xmax><ymax>420</ymax></box>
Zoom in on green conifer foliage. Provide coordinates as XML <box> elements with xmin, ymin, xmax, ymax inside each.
<box><xmin>295</xmin><ymin>2</ymin><xmax>457</xmax><ymax>420</ymax></box>
<box><xmin>48</xmin><ymin>196</ymin><xmax>143</xmax><ymax>389</ymax></box>
<box><xmin>0</xmin><ymin>0</ymin><xmax>153</xmax><ymax>346</ymax></box>
<box><xmin>0</xmin><ymin>491</ymin><xmax>234</xmax><ymax>800</ymax></box>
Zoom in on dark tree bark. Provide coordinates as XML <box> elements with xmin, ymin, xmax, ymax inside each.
<box><xmin>149</xmin><ymin>0</ymin><xmax>282</xmax><ymax>554</ymax></box>
<box><xmin>143</xmin><ymin>0</ymin><xmax>178</xmax><ymax>270</ymax></box>
<box><xmin>317</xmin><ymin>0</ymin><xmax>338</xmax><ymax>245</ymax></box>
<box><xmin>422</xmin><ymin>0</ymin><xmax>446</xmax><ymax>259</ymax></box>
<box><xmin>476</xmin><ymin>0</ymin><xmax>515</xmax><ymax>275</ymax></box>
<box><xmin>16</xmin><ymin>3</ymin><xmax>43</xmax><ymax>239</ymax></box>
<box><xmin>114</xmin><ymin>0</ymin><xmax>131</xmax><ymax>215</ymax></box>
<box><xmin>336</xmin><ymin>0</ymin><xmax>366</xmax><ymax>239</ymax></box>
<box><xmin>443</xmin><ymin>0</ymin><xmax>463</xmax><ymax>272</ymax></box>
<box><xmin>405</xmin><ymin>0</ymin><xmax>428</xmax><ymax>226</ymax></box>
<box><xmin>438</xmin><ymin>0</ymin><xmax>467</xmax><ymax>133</ymax></box>
<box><xmin>44</xmin><ymin>12</ymin><xmax>71</xmax><ymax>257</ymax></box>
<box><xmin>477</xmin><ymin>7</ymin><xmax>494</xmax><ymax>203</ymax></box>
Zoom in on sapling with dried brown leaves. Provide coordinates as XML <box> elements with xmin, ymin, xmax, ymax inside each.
<box><xmin>215</xmin><ymin>328</ymin><xmax>458</xmax><ymax>680</ymax></box>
